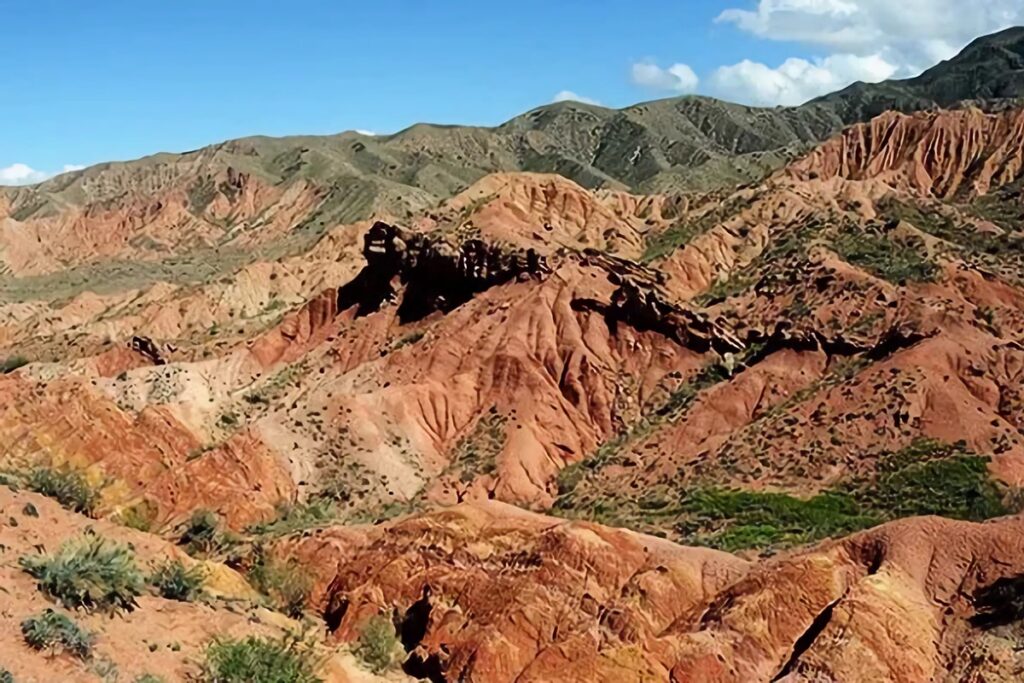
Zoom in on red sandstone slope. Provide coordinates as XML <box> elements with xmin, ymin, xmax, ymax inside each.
<box><xmin>2</xmin><ymin>105</ymin><xmax>1024</xmax><ymax>681</ymax></box>
<box><xmin>273</xmin><ymin>502</ymin><xmax>1024</xmax><ymax>683</ymax></box>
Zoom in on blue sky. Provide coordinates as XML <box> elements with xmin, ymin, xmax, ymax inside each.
<box><xmin>2</xmin><ymin>0</ymin><xmax>1022</xmax><ymax>182</ymax></box>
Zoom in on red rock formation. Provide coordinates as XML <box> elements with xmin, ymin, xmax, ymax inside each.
<box><xmin>788</xmin><ymin>108</ymin><xmax>1024</xmax><ymax>198</ymax></box>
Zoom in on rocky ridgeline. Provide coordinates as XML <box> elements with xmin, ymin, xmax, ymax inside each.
<box><xmin>337</xmin><ymin>220</ymin><xmax>550</xmax><ymax>322</ymax></box>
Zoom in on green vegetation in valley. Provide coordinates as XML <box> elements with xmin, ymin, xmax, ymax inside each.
<box><xmin>557</xmin><ymin>439</ymin><xmax>1013</xmax><ymax>553</ymax></box>
<box><xmin>676</xmin><ymin>488</ymin><xmax>879</xmax><ymax>552</ymax></box>
<box><xmin>20</xmin><ymin>536</ymin><xmax>144</xmax><ymax>613</ymax></box>
<box><xmin>830</xmin><ymin>226</ymin><xmax>938</xmax><ymax>284</ymax></box>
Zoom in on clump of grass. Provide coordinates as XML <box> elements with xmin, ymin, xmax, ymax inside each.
<box><xmin>391</xmin><ymin>330</ymin><xmax>425</xmax><ymax>351</ymax></box>
<box><xmin>201</xmin><ymin>634</ymin><xmax>320</xmax><ymax>683</ymax></box>
<box><xmin>25</xmin><ymin>466</ymin><xmax>102</xmax><ymax>516</ymax></box>
<box><xmin>0</xmin><ymin>668</ymin><xmax>12</xmax><ymax>683</ymax></box>
<box><xmin>179</xmin><ymin>509</ymin><xmax>237</xmax><ymax>558</ymax></box>
<box><xmin>21</xmin><ymin>609</ymin><xmax>94</xmax><ymax>659</ymax></box>
<box><xmin>249</xmin><ymin>548</ymin><xmax>311</xmax><ymax>619</ymax></box>
<box><xmin>116</xmin><ymin>499</ymin><xmax>159</xmax><ymax>532</ymax></box>
<box><xmin>149</xmin><ymin>559</ymin><xmax>205</xmax><ymax>602</ymax></box>
<box><xmin>132</xmin><ymin>675</ymin><xmax>165</xmax><ymax>683</ymax></box>
<box><xmin>0</xmin><ymin>355</ymin><xmax>29</xmax><ymax>374</ymax></box>
<box><xmin>354</xmin><ymin>616</ymin><xmax>399</xmax><ymax>674</ymax></box>
<box><xmin>20</xmin><ymin>536</ymin><xmax>144</xmax><ymax>613</ymax></box>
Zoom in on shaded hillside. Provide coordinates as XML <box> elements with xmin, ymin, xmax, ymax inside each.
<box><xmin>814</xmin><ymin>26</ymin><xmax>1024</xmax><ymax>122</ymax></box>
<box><xmin>4</xmin><ymin>26</ymin><xmax>1023</xmax><ymax>235</ymax></box>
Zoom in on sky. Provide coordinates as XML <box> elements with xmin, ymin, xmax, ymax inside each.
<box><xmin>2</xmin><ymin>0</ymin><xmax>1023</xmax><ymax>184</ymax></box>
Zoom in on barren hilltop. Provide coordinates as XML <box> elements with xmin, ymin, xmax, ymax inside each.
<box><xmin>2</xmin><ymin>25</ymin><xmax>1024</xmax><ymax>683</ymax></box>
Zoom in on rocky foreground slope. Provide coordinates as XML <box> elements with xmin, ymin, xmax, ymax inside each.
<box><xmin>3</xmin><ymin>83</ymin><xmax>1024</xmax><ymax>682</ymax></box>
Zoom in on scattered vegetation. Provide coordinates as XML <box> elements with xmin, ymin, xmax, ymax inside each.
<box><xmin>0</xmin><ymin>668</ymin><xmax>12</xmax><ymax>683</ymax></box>
<box><xmin>149</xmin><ymin>559</ymin><xmax>205</xmax><ymax>602</ymax></box>
<box><xmin>448</xmin><ymin>408</ymin><xmax>506</xmax><ymax>483</ymax></box>
<box><xmin>201</xmin><ymin>634</ymin><xmax>320</xmax><ymax>683</ymax></box>
<box><xmin>21</xmin><ymin>609</ymin><xmax>94</xmax><ymax>659</ymax></box>
<box><xmin>25</xmin><ymin>466</ymin><xmax>102</xmax><ymax>516</ymax></box>
<box><xmin>354</xmin><ymin>616</ymin><xmax>399</xmax><ymax>674</ymax></box>
<box><xmin>218</xmin><ymin>412</ymin><xmax>239</xmax><ymax>428</ymax></box>
<box><xmin>246</xmin><ymin>499</ymin><xmax>336</xmax><ymax>538</ymax></box>
<box><xmin>556</xmin><ymin>361</ymin><xmax>734</xmax><ymax>497</ymax></box>
<box><xmin>831</xmin><ymin>226</ymin><xmax>937</xmax><ymax>284</ymax></box>
<box><xmin>641</xmin><ymin>221</ymin><xmax>704</xmax><ymax>263</ymax></box>
<box><xmin>558</xmin><ymin>438</ymin><xmax>1013</xmax><ymax>552</ymax></box>
<box><xmin>132</xmin><ymin>675</ymin><xmax>165</xmax><ymax>683</ymax></box>
<box><xmin>20</xmin><ymin>536</ymin><xmax>144</xmax><ymax>613</ymax></box>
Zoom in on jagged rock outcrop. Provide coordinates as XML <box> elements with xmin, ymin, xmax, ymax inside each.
<box><xmin>337</xmin><ymin>221</ymin><xmax>550</xmax><ymax>322</ymax></box>
<box><xmin>788</xmin><ymin>107</ymin><xmax>1024</xmax><ymax>198</ymax></box>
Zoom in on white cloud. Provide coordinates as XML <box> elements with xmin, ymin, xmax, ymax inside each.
<box><xmin>552</xmin><ymin>90</ymin><xmax>601</xmax><ymax>105</ymax></box>
<box><xmin>0</xmin><ymin>163</ymin><xmax>84</xmax><ymax>186</ymax></box>
<box><xmin>709</xmin><ymin>52</ymin><xmax>899</xmax><ymax>106</ymax></box>
<box><xmin>716</xmin><ymin>0</ymin><xmax>1024</xmax><ymax>70</ymax></box>
<box><xmin>630</xmin><ymin>62</ymin><xmax>700</xmax><ymax>93</ymax></box>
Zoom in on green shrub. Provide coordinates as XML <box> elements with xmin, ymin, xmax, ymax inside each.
<box><xmin>149</xmin><ymin>559</ymin><xmax>205</xmax><ymax>602</ymax></box>
<box><xmin>179</xmin><ymin>509</ymin><xmax>236</xmax><ymax>557</ymax></box>
<box><xmin>20</xmin><ymin>536</ymin><xmax>144</xmax><ymax>613</ymax></box>
<box><xmin>0</xmin><ymin>668</ymin><xmax>12</xmax><ymax>683</ymax></box>
<box><xmin>201</xmin><ymin>634</ymin><xmax>320</xmax><ymax>683</ymax></box>
<box><xmin>354</xmin><ymin>616</ymin><xmax>399</xmax><ymax>674</ymax></box>
<box><xmin>25</xmin><ymin>466</ymin><xmax>101</xmax><ymax>516</ymax></box>
<box><xmin>133</xmin><ymin>675</ymin><xmax>165</xmax><ymax>683</ymax></box>
<box><xmin>871</xmin><ymin>453</ymin><xmax>1006</xmax><ymax>521</ymax></box>
<box><xmin>116</xmin><ymin>499</ymin><xmax>159</xmax><ymax>532</ymax></box>
<box><xmin>678</xmin><ymin>488</ymin><xmax>880</xmax><ymax>552</ymax></box>
<box><xmin>249</xmin><ymin>549</ymin><xmax>311</xmax><ymax>619</ymax></box>
<box><xmin>0</xmin><ymin>355</ymin><xmax>29</xmax><ymax>374</ymax></box>
<box><xmin>21</xmin><ymin>609</ymin><xmax>94</xmax><ymax>659</ymax></box>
